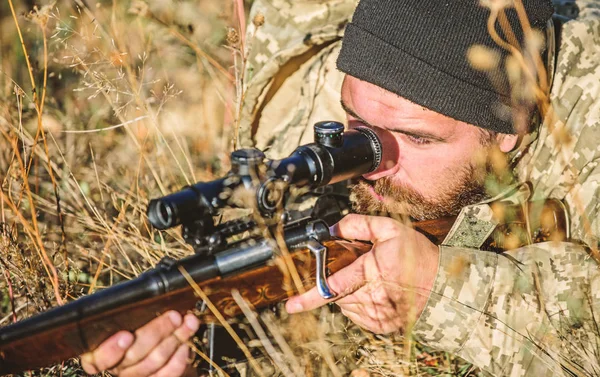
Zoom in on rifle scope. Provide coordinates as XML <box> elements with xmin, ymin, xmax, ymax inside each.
<box><xmin>147</xmin><ymin>121</ymin><xmax>382</xmax><ymax>230</ymax></box>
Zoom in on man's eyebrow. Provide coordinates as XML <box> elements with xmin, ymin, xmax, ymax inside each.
<box><xmin>341</xmin><ymin>100</ymin><xmax>375</xmax><ymax>128</ymax></box>
<box><xmin>340</xmin><ymin>100</ymin><xmax>446</xmax><ymax>142</ymax></box>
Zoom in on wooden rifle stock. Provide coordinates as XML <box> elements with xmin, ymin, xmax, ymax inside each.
<box><xmin>0</xmin><ymin>199</ymin><xmax>567</xmax><ymax>375</ymax></box>
<box><xmin>0</xmin><ymin>240</ymin><xmax>369</xmax><ymax>375</ymax></box>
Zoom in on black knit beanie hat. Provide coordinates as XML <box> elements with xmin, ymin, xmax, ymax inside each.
<box><xmin>337</xmin><ymin>1</ymin><xmax>555</xmax><ymax>134</ymax></box>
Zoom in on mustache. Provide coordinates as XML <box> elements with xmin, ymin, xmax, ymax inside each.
<box><xmin>350</xmin><ymin>167</ymin><xmax>489</xmax><ymax>221</ymax></box>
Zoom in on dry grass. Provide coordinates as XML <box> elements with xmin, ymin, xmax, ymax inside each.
<box><xmin>1</xmin><ymin>0</ymin><xmax>233</xmax><ymax>295</ymax></box>
<box><xmin>1</xmin><ymin>0</ymin><xmax>232</xmax><ymax>374</ymax></box>
<box><xmin>0</xmin><ymin>1</ymin><xmax>476</xmax><ymax>376</ymax></box>
<box><xmin>3</xmin><ymin>1</ymin><xmax>590</xmax><ymax>377</ymax></box>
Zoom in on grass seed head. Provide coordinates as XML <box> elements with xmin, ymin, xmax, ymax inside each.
<box><xmin>226</xmin><ymin>27</ymin><xmax>240</xmax><ymax>47</ymax></box>
<box><xmin>467</xmin><ymin>44</ymin><xmax>501</xmax><ymax>72</ymax></box>
<box><xmin>128</xmin><ymin>1</ymin><xmax>151</xmax><ymax>18</ymax></box>
<box><xmin>479</xmin><ymin>0</ymin><xmax>514</xmax><ymax>12</ymax></box>
<box><xmin>252</xmin><ymin>12</ymin><xmax>265</xmax><ymax>27</ymax></box>
<box><xmin>25</xmin><ymin>2</ymin><xmax>55</xmax><ymax>28</ymax></box>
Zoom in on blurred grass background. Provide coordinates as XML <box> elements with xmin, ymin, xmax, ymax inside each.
<box><xmin>0</xmin><ymin>1</ymin><xmax>480</xmax><ymax>376</ymax></box>
<box><xmin>0</xmin><ymin>0</ymin><xmax>235</xmax><ymax>303</ymax></box>
<box><xmin>0</xmin><ymin>1</ymin><xmax>238</xmax><ymax>374</ymax></box>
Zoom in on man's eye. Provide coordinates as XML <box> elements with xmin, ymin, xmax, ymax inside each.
<box><xmin>406</xmin><ymin>134</ymin><xmax>432</xmax><ymax>145</ymax></box>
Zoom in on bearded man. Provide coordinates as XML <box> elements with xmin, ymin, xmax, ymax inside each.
<box><xmin>81</xmin><ymin>0</ymin><xmax>600</xmax><ymax>376</ymax></box>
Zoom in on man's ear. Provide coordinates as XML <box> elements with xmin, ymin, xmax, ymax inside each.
<box><xmin>496</xmin><ymin>133</ymin><xmax>519</xmax><ymax>152</ymax></box>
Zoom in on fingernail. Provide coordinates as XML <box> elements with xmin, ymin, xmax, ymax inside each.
<box><xmin>184</xmin><ymin>315</ymin><xmax>200</xmax><ymax>331</ymax></box>
<box><xmin>168</xmin><ymin>311</ymin><xmax>182</xmax><ymax>327</ymax></box>
<box><xmin>286</xmin><ymin>301</ymin><xmax>303</xmax><ymax>314</ymax></box>
<box><xmin>117</xmin><ymin>333</ymin><xmax>134</xmax><ymax>349</ymax></box>
<box><xmin>329</xmin><ymin>224</ymin><xmax>340</xmax><ymax>237</ymax></box>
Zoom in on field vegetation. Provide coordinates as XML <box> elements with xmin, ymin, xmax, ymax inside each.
<box><xmin>0</xmin><ymin>0</ymin><xmax>560</xmax><ymax>376</ymax></box>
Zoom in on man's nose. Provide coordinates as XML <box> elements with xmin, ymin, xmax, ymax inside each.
<box><xmin>348</xmin><ymin>121</ymin><xmax>400</xmax><ymax>180</ymax></box>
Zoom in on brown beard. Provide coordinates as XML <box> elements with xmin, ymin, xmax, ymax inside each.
<box><xmin>349</xmin><ymin>163</ymin><xmax>489</xmax><ymax>221</ymax></box>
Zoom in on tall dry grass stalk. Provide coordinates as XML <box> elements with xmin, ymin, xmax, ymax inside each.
<box><xmin>6</xmin><ymin>0</ymin><xmax>64</xmax><ymax>307</ymax></box>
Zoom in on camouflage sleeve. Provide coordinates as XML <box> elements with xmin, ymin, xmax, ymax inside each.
<box><xmin>514</xmin><ymin>3</ymin><xmax>600</xmax><ymax>247</ymax></box>
<box><xmin>412</xmin><ymin>242</ymin><xmax>600</xmax><ymax>376</ymax></box>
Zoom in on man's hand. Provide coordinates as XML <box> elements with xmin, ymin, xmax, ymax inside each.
<box><xmin>80</xmin><ymin>311</ymin><xmax>200</xmax><ymax>377</ymax></box>
<box><xmin>285</xmin><ymin>214</ymin><xmax>439</xmax><ymax>334</ymax></box>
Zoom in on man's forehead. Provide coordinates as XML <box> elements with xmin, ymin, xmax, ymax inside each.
<box><xmin>341</xmin><ymin>75</ymin><xmax>473</xmax><ymax>136</ymax></box>
<box><xmin>343</xmin><ymin>75</ymin><xmax>437</xmax><ymax>113</ymax></box>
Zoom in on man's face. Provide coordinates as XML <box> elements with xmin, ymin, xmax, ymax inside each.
<box><xmin>341</xmin><ymin>75</ymin><xmax>516</xmax><ymax>221</ymax></box>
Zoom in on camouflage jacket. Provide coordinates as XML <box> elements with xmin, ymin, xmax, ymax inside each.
<box><xmin>239</xmin><ymin>1</ymin><xmax>600</xmax><ymax>376</ymax></box>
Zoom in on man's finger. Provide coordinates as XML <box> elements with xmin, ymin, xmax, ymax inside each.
<box><xmin>286</xmin><ymin>253</ymin><xmax>368</xmax><ymax>313</ymax></box>
<box><xmin>174</xmin><ymin>314</ymin><xmax>201</xmax><ymax>342</ymax></box>
<box><xmin>151</xmin><ymin>344</ymin><xmax>193</xmax><ymax>377</ymax></box>
<box><xmin>340</xmin><ymin>307</ymin><xmax>394</xmax><ymax>334</ymax></box>
<box><xmin>118</xmin><ymin>313</ymin><xmax>200</xmax><ymax>377</ymax></box>
<box><xmin>331</xmin><ymin>214</ymin><xmax>404</xmax><ymax>242</ymax></box>
<box><xmin>80</xmin><ymin>331</ymin><xmax>134</xmax><ymax>374</ymax></box>
<box><xmin>119</xmin><ymin>311</ymin><xmax>183</xmax><ymax>369</ymax></box>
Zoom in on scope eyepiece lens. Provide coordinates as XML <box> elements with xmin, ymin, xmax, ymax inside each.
<box><xmin>158</xmin><ymin>202</ymin><xmax>172</xmax><ymax>226</ymax></box>
<box><xmin>148</xmin><ymin>200</ymin><xmax>176</xmax><ymax>230</ymax></box>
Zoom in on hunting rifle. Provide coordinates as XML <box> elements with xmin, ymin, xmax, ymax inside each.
<box><xmin>0</xmin><ymin>122</ymin><xmax>567</xmax><ymax>375</ymax></box>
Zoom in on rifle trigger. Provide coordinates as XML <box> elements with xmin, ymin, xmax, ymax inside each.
<box><xmin>306</xmin><ymin>239</ymin><xmax>336</xmax><ymax>300</ymax></box>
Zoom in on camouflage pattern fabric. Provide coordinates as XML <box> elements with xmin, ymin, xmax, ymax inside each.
<box><xmin>239</xmin><ymin>0</ymin><xmax>600</xmax><ymax>376</ymax></box>
<box><xmin>413</xmin><ymin>4</ymin><xmax>600</xmax><ymax>375</ymax></box>
<box><xmin>415</xmin><ymin>241</ymin><xmax>600</xmax><ymax>376</ymax></box>
<box><xmin>513</xmin><ymin>2</ymin><xmax>600</xmax><ymax>248</ymax></box>
<box><xmin>441</xmin><ymin>183</ymin><xmax>533</xmax><ymax>249</ymax></box>
<box><xmin>239</xmin><ymin>0</ymin><xmax>356</xmax><ymax>158</ymax></box>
